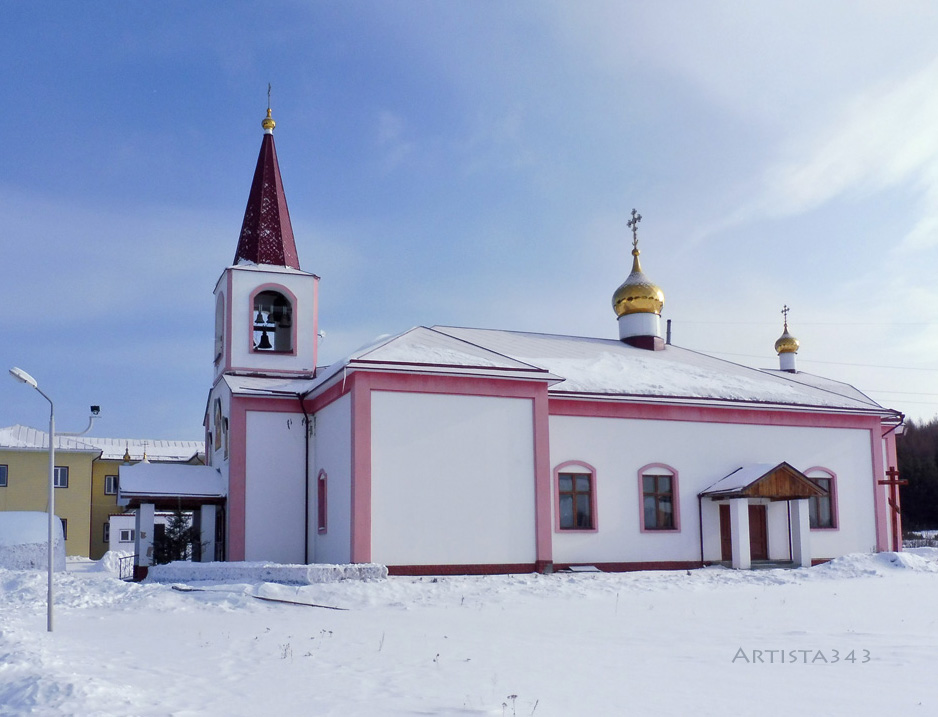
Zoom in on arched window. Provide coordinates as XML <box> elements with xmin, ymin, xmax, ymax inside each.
<box><xmin>638</xmin><ymin>463</ymin><xmax>680</xmax><ymax>532</ymax></box>
<box><xmin>805</xmin><ymin>467</ymin><xmax>837</xmax><ymax>530</ymax></box>
<box><xmin>317</xmin><ymin>470</ymin><xmax>328</xmax><ymax>534</ymax></box>
<box><xmin>252</xmin><ymin>289</ymin><xmax>293</xmax><ymax>353</ymax></box>
<box><xmin>553</xmin><ymin>461</ymin><xmax>598</xmax><ymax>532</ymax></box>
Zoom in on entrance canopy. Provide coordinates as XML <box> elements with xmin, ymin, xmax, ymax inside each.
<box><xmin>699</xmin><ymin>462</ymin><xmax>826</xmax><ymax>501</ymax></box>
<box><xmin>118</xmin><ymin>463</ymin><xmax>226</xmax><ymax>510</ymax></box>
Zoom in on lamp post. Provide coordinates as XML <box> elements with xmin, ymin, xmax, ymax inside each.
<box><xmin>9</xmin><ymin>367</ymin><xmax>55</xmax><ymax>632</ymax></box>
<box><xmin>8</xmin><ymin>368</ymin><xmax>98</xmax><ymax>633</ymax></box>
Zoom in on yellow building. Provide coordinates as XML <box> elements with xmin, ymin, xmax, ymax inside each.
<box><xmin>0</xmin><ymin>426</ymin><xmax>203</xmax><ymax>558</ymax></box>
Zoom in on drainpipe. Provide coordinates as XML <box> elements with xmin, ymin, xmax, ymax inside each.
<box><xmin>697</xmin><ymin>494</ymin><xmax>704</xmax><ymax>566</ymax></box>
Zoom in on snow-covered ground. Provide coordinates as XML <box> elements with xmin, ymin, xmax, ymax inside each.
<box><xmin>2</xmin><ymin>552</ymin><xmax>937</xmax><ymax>716</ymax></box>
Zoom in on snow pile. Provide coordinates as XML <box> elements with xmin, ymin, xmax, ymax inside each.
<box><xmin>0</xmin><ymin>551</ymin><xmax>935</xmax><ymax>715</ymax></box>
<box><xmin>146</xmin><ymin>560</ymin><xmax>388</xmax><ymax>584</ymax></box>
<box><xmin>0</xmin><ymin>512</ymin><xmax>65</xmax><ymax>571</ymax></box>
<box><xmin>94</xmin><ymin>550</ymin><xmax>133</xmax><ymax>573</ymax></box>
<box><xmin>814</xmin><ymin>549</ymin><xmax>938</xmax><ymax>577</ymax></box>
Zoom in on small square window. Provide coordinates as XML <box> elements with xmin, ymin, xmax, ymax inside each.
<box><xmin>54</xmin><ymin>466</ymin><xmax>69</xmax><ymax>488</ymax></box>
<box><xmin>0</xmin><ymin>465</ymin><xmax>7</xmax><ymax>487</ymax></box>
<box><xmin>119</xmin><ymin>529</ymin><xmax>135</xmax><ymax>543</ymax></box>
<box><xmin>104</xmin><ymin>475</ymin><xmax>118</xmax><ymax>495</ymax></box>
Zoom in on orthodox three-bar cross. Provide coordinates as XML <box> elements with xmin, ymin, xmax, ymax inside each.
<box><xmin>879</xmin><ymin>466</ymin><xmax>908</xmax><ymax>551</ymax></box>
<box><xmin>627</xmin><ymin>208</ymin><xmax>642</xmax><ymax>249</ymax></box>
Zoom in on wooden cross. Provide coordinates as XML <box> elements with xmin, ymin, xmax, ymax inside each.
<box><xmin>878</xmin><ymin>466</ymin><xmax>908</xmax><ymax>551</ymax></box>
<box><xmin>627</xmin><ymin>208</ymin><xmax>642</xmax><ymax>249</ymax></box>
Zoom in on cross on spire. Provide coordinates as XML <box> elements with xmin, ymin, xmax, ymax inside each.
<box><xmin>627</xmin><ymin>208</ymin><xmax>642</xmax><ymax>250</ymax></box>
<box><xmin>267</xmin><ymin>83</ymin><xmax>272</xmax><ymax>111</ymax></box>
<box><xmin>781</xmin><ymin>304</ymin><xmax>790</xmax><ymax>329</ymax></box>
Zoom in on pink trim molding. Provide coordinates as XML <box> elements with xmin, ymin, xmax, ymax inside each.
<box><xmin>226</xmin><ymin>394</ymin><xmax>310</xmax><ymax>562</ymax></box>
<box><xmin>329</xmin><ymin>370</ymin><xmax>553</xmax><ymax>568</ymax></box>
<box><xmin>350</xmin><ymin>373</ymin><xmax>373</xmax><ymax>563</ymax></box>
<box><xmin>869</xmin><ymin>428</ymin><xmax>889</xmax><ymax>551</ymax></box>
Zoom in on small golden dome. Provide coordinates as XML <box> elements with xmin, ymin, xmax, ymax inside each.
<box><xmin>775</xmin><ymin>306</ymin><xmax>799</xmax><ymax>353</ymax></box>
<box><xmin>261</xmin><ymin>107</ymin><xmax>276</xmax><ymax>132</ymax></box>
<box><xmin>775</xmin><ymin>328</ymin><xmax>799</xmax><ymax>354</ymax></box>
<box><xmin>612</xmin><ymin>244</ymin><xmax>665</xmax><ymax>317</ymax></box>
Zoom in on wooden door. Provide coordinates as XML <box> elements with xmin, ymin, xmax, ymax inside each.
<box><xmin>719</xmin><ymin>504</ymin><xmax>732</xmax><ymax>561</ymax></box>
<box><xmin>748</xmin><ymin>504</ymin><xmax>768</xmax><ymax>560</ymax></box>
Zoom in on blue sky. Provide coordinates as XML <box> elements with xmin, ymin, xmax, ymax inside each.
<box><xmin>3</xmin><ymin>1</ymin><xmax>938</xmax><ymax>440</ymax></box>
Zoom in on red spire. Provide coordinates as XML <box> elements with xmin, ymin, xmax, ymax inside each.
<box><xmin>233</xmin><ymin>111</ymin><xmax>300</xmax><ymax>269</ymax></box>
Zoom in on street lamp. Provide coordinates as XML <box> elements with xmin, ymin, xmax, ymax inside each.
<box><xmin>9</xmin><ymin>367</ymin><xmax>56</xmax><ymax>632</ymax></box>
<box><xmin>9</xmin><ymin>367</ymin><xmax>98</xmax><ymax>633</ymax></box>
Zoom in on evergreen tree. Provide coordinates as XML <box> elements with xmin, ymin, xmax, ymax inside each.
<box><xmin>153</xmin><ymin>509</ymin><xmax>198</xmax><ymax>564</ymax></box>
<box><xmin>897</xmin><ymin>418</ymin><xmax>938</xmax><ymax>532</ymax></box>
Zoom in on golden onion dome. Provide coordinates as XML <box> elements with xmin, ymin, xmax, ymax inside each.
<box><xmin>612</xmin><ymin>243</ymin><xmax>665</xmax><ymax>317</ymax></box>
<box><xmin>774</xmin><ymin>306</ymin><xmax>799</xmax><ymax>353</ymax></box>
<box><xmin>775</xmin><ymin>326</ymin><xmax>800</xmax><ymax>354</ymax></box>
<box><xmin>262</xmin><ymin>107</ymin><xmax>276</xmax><ymax>132</ymax></box>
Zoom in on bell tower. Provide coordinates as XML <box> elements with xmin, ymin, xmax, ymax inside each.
<box><xmin>213</xmin><ymin>105</ymin><xmax>319</xmax><ymax>380</ymax></box>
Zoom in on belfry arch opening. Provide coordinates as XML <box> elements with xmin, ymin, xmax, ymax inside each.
<box><xmin>252</xmin><ymin>289</ymin><xmax>294</xmax><ymax>353</ymax></box>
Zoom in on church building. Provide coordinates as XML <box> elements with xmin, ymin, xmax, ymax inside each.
<box><xmin>124</xmin><ymin>108</ymin><xmax>905</xmax><ymax>575</ymax></box>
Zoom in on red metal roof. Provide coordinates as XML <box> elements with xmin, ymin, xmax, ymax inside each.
<box><xmin>233</xmin><ymin>132</ymin><xmax>300</xmax><ymax>269</ymax></box>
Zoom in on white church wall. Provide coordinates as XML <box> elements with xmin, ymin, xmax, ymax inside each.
<box><xmin>370</xmin><ymin>391</ymin><xmax>536</xmax><ymax>567</ymax></box>
<box><xmin>312</xmin><ymin>393</ymin><xmax>352</xmax><ymax>565</ymax></box>
<box><xmin>549</xmin><ymin>415</ymin><xmax>877</xmax><ymax>565</ymax></box>
<box><xmin>244</xmin><ymin>410</ymin><xmax>307</xmax><ymax>563</ymax></box>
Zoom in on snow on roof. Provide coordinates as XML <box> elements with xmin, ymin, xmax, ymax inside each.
<box><xmin>0</xmin><ymin>425</ymin><xmax>203</xmax><ymax>462</ymax></box>
<box><xmin>759</xmin><ymin>369</ymin><xmax>877</xmax><ymax>405</ymax></box>
<box><xmin>700</xmin><ymin>464</ymin><xmax>778</xmax><ymax>495</ymax></box>
<box><xmin>0</xmin><ymin>425</ymin><xmax>102</xmax><ymax>453</ymax></box>
<box><xmin>119</xmin><ymin>463</ymin><xmax>226</xmax><ymax>499</ymax></box>
<box><xmin>223</xmin><ymin>374</ymin><xmax>315</xmax><ymax>397</ymax></box>
<box><xmin>433</xmin><ymin>326</ymin><xmax>894</xmax><ymax>414</ymax></box>
<box><xmin>221</xmin><ymin>325</ymin><xmax>897</xmax><ymax>418</ymax></box>
<box><xmin>355</xmin><ymin>327</ymin><xmax>545</xmax><ymax>371</ymax></box>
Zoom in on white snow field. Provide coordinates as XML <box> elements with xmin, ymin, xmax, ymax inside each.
<box><xmin>1</xmin><ymin>552</ymin><xmax>937</xmax><ymax>716</ymax></box>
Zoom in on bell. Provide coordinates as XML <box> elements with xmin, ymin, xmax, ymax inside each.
<box><xmin>257</xmin><ymin>330</ymin><xmax>272</xmax><ymax>350</ymax></box>
<box><xmin>254</xmin><ymin>309</ymin><xmax>265</xmax><ymax>325</ymax></box>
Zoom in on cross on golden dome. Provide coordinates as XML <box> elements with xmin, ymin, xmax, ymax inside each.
<box><xmin>612</xmin><ymin>208</ymin><xmax>664</xmax><ymax>317</ymax></box>
<box><xmin>627</xmin><ymin>208</ymin><xmax>642</xmax><ymax>253</ymax></box>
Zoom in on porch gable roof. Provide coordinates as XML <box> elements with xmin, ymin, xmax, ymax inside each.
<box><xmin>700</xmin><ymin>462</ymin><xmax>827</xmax><ymax>501</ymax></box>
